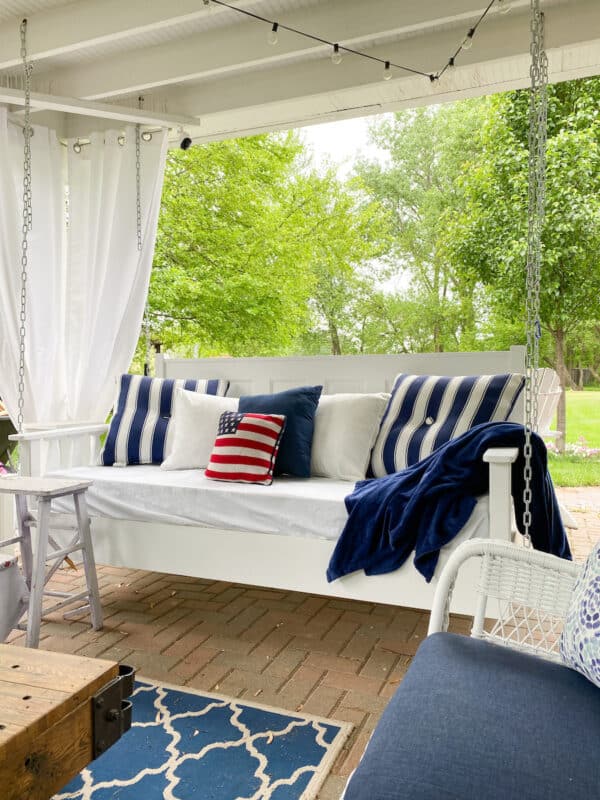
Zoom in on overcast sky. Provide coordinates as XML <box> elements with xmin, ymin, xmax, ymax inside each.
<box><xmin>299</xmin><ymin>115</ymin><xmax>390</xmax><ymax>176</ymax></box>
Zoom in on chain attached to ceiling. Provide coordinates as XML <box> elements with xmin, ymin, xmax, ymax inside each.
<box><xmin>522</xmin><ymin>0</ymin><xmax>548</xmax><ymax>544</ymax></box>
<box><xmin>16</xmin><ymin>18</ymin><xmax>32</xmax><ymax>434</ymax></box>
<box><xmin>136</xmin><ymin>95</ymin><xmax>153</xmax><ymax>377</ymax></box>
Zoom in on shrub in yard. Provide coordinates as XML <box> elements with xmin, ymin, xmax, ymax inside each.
<box><xmin>546</xmin><ymin>437</ymin><xmax>600</xmax><ymax>459</ymax></box>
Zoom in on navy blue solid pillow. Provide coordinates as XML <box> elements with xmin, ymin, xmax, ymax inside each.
<box><xmin>238</xmin><ymin>386</ymin><xmax>323</xmax><ymax>477</ymax></box>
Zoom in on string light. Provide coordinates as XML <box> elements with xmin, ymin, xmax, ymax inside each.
<box><xmin>201</xmin><ymin>0</ymin><xmax>503</xmax><ymax>83</ymax></box>
<box><xmin>268</xmin><ymin>22</ymin><xmax>279</xmax><ymax>45</ymax></box>
<box><xmin>462</xmin><ymin>28</ymin><xmax>475</xmax><ymax>50</ymax></box>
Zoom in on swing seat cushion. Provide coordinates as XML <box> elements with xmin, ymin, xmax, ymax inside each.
<box><xmin>344</xmin><ymin>632</ymin><xmax>600</xmax><ymax>800</ymax></box>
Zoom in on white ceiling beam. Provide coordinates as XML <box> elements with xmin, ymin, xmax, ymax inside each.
<box><xmin>181</xmin><ymin>41</ymin><xmax>600</xmax><ymax>145</ymax></box>
<box><xmin>0</xmin><ymin>87</ymin><xmax>199</xmax><ymax>128</ymax></box>
<box><xmin>0</xmin><ymin>0</ymin><xmax>252</xmax><ymax>70</ymax></box>
<box><xmin>158</xmin><ymin>0</ymin><xmax>600</xmax><ymax>120</ymax></box>
<box><xmin>27</xmin><ymin>0</ymin><xmax>528</xmax><ymax>100</ymax></box>
<box><xmin>164</xmin><ymin>12</ymin><xmax>529</xmax><ymax>117</ymax></box>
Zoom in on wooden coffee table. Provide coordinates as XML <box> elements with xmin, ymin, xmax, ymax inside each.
<box><xmin>0</xmin><ymin>645</ymin><xmax>133</xmax><ymax>800</ymax></box>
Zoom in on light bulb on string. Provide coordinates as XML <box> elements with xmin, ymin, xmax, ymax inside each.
<box><xmin>383</xmin><ymin>61</ymin><xmax>392</xmax><ymax>81</ymax></box>
<box><xmin>268</xmin><ymin>22</ymin><xmax>279</xmax><ymax>45</ymax></box>
<box><xmin>331</xmin><ymin>43</ymin><xmax>343</xmax><ymax>65</ymax></box>
<box><xmin>462</xmin><ymin>29</ymin><xmax>475</xmax><ymax>50</ymax></box>
<box><xmin>497</xmin><ymin>0</ymin><xmax>512</xmax><ymax>13</ymax></box>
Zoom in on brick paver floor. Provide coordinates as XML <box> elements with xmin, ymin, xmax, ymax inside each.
<box><xmin>6</xmin><ymin>490</ymin><xmax>599</xmax><ymax>799</ymax></box>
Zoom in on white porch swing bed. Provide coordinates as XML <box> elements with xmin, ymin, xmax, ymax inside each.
<box><xmin>12</xmin><ymin>347</ymin><xmax>528</xmax><ymax>615</ymax></box>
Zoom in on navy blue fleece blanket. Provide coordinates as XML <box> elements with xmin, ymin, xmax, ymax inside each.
<box><xmin>327</xmin><ymin>422</ymin><xmax>570</xmax><ymax>584</ymax></box>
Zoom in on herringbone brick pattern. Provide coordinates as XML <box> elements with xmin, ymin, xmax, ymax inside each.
<box><xmin>6</xmin><ymin>495</ymin><xmax>597</xmax><ymax>799</ymax></box>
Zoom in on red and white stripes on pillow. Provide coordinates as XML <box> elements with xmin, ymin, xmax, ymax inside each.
<box><xmin>205</xmin><ymin>411</ymin><xmax>286</xmax><ymax>485</ymax></box>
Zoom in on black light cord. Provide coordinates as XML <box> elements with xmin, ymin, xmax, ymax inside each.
<box><xmin>207</xmin><ymin>0</ymin><xmax>505</xmax><ymax>83</ymax></box>
<box><xmin>437</xmin><ymin>0</ymin><xmax>498</xmax><ymax>80</ymax></box>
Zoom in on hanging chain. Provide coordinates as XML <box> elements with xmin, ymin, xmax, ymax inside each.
<box><xmin>135</xmin><ymin>99</ymin><xmax>143</xmax><ymax>254</ymax></box>
<box><xmin>136</xmin><ymin>96</ymin><xmax>152</xmax><ymax>376</ymax></box>
<box><xmin>522</xmin><ymin>0</ymin><xmax>548</xmax><ymax>544</ymax></box>
<box><xmin>17</xmin><ymin>18</ymin><xmax>33</xmax><ymax>434</ymax></box>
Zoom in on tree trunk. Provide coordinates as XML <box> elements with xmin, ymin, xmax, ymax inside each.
<box><xmin>554</xmin><ymin>329</ymin><xmax>567</xmax><ymax>453</ymax></box>
<box><xmin>328</xmin><ymin>321</ymin><xmax>342</xmax><ymax>356</ymax></box>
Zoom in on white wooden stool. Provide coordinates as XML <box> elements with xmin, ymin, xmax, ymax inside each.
<box><xmin>0</xmin><ymin>476</ymin><xmax>103</xmax><ymax>648</ymax></box>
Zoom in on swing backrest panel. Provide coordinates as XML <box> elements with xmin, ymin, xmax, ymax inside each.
<box><xmin>155</xmin><ymin>347</ymin><xmax>527</xmax><ymax>420</ymax></box>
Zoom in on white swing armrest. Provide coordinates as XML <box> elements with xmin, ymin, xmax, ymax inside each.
<box><xmin>483</xmin><ymin>447</ymin><xmax>519</xmax><ymax>542</ymax></box>
<box><xmin>9</xmin><ymin>424</ymin><xmax>109</xmax><ymax>475</ymax></box>
<box><xmin>9</xmin><ymin>423</ymin><xmax>109</xmax><ymax>443</ymax></box>
<box><xmin>483</xmin><ymin>447</ymin><xmax>519</xmax><ymax>464</ymax></box>
<box><xmin>428</xmin><ymin>538</ymin><xmax>580</xmax><ymax>662</ymax></box>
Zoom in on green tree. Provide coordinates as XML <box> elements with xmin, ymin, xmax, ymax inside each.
<box><xmin>356</xmin><ymin>102</ymin><xmax>488</xmax><ymax>352</ymax></box>
<box><xmin>295</xmin><ymin>171</ymin><xmax>392</xmax><ymax>355</ymax></box>
<box><xmin>146</xmin><ymin>133</ymin><xmax>317</xmax><ymax>360</ymax></box>
<box><xmin>445</xmin><ymin>78</ymin><xmax>600</xmax><ymax>447</ymax></box>
<box><xmin>140</xmin><ymin>141</ymin><xmax>392</xmax><ymax>365</ymax></box>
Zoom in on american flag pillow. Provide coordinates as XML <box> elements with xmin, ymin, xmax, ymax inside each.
<box><xmin>205</xmin><ymin>412</ymin><xmax>286</xmax><ymax>485</ymax></box>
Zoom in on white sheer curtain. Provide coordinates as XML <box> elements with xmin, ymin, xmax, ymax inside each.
<box><xmin>0</xmin><ymin>109</ymin><xmax>168</xmax><ymax>426</ymax></box>
<box><xmin>0</xmin><ymin>107</ymin><xmax>64</xmax><ymax>425</ymax></box>
<box><xmin>65</xmin><ymin>127</ymin><xmax>168</xmax><ymax>421</ymax></box>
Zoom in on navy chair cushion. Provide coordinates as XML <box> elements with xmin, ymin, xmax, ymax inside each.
<box><xmin>344</xmin><ymin>632</ymin><xmax>600</xmax><ymax>800</ymax></box>
<box><xmin>238</xmin><ymin>385</ymin><xmax>322</xmax><ymax>477</ymax></box>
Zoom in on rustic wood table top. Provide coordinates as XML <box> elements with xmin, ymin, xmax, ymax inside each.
<box><xmin>0</xmin><ymin>644</ymin><xmax>119</xmax><ymax>800</ymax></box>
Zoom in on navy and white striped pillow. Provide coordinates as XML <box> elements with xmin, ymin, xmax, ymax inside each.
<box><xmin>370</xmin><ymin>373</ymin><xmax>524</xmax><ymax>477</ymax></box>
<box><xmin>101</xmin><ymin>374</ymin><xmax>229</xmax><ymax>466</ymax></box>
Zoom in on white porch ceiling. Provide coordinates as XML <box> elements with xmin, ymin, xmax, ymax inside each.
<box><xmin>0</xmin><ymin>0</ymin><xmax>598</xmax><ymax>144</ymax></box>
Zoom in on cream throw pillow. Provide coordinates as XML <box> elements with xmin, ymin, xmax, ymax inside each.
<box><xmin>310</xmin><ymin>393</ymin><xmax>390</xmax><ymax>482</ymax></box>
<box><xmin>161</xmin><ymin>389</ymin><xmax>238</xmax><ymax>470</ymax></box>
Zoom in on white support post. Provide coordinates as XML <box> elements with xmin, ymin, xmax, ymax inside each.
<box><xmin>483</xmin><ymin>447</ymin><xmax>519</xmax><ymax>541</ymax></box>
<box><xmin>19</xmin><ymin>439</ymin><xmax>33</xmax><ymax>477</ymax></box>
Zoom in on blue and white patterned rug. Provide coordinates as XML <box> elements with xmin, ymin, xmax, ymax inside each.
<box><xmin>54</xmin><ymin>679</ymin><xmax>352</xmax><ymax>800</ymax></box>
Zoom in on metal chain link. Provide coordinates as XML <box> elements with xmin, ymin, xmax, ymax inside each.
<box><xmin>522</xmin><ymin>0</ymin><xmax>548</xmax><ymax>544</ymax></box>
<box><xmin>17</xmin><ymin>18</ymin><xmax>33</xmax><ymax>434</ymax></box>
<box><xmin>135</xmin><ymin>99</ymin><xmax>143</xmax><ymax>254</ymax></box>
<box><xmin>136</xmin><ymin>96</ymin><xmax>152</xmax><ymax>376</ymax></box>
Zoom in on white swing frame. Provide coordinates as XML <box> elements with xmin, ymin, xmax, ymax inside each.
<box><xmin>6</xmin><ymin>347</ymin><xmax>535</xmax><ymax>615</ymax></box>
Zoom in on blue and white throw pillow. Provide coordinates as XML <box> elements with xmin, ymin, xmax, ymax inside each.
<box><xmin>370</xmin><ymin>373</ymin><xmax>524</xmax><ymax>477</ymax></box>
<box><xmin>560</xmin><ymin>541</ymin><xmax>600</xmax><ymax>688</ymax></box>
<box><xmin>101</xmin><ymin>374</ymin><xmax>229</xmax><ymax>466</ymax></box>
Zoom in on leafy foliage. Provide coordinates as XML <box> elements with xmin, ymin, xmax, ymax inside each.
<box><xmin>137</xmin><ymin>134</ymin><xmax>392</xmax><ymax>365</ymax></box>
<box><xmin>444</xmin><ymin>80</ymin><xmax>600</xmax><ymax>374</ymax></box>
<box><xmin>148</xmin><ymin>134</ymin><xmax>315</xmax><ymax>358</ymax></box>
<box><xmin>354</xmin><ymin>102</ymin><xmax>489</xmax><ymax>353</ymax></box>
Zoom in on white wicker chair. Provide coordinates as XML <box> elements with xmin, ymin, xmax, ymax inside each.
<box><xmin>429</xmin><ymin>538</ymin><xmax>581</xmax><ymax>664</ymax></box>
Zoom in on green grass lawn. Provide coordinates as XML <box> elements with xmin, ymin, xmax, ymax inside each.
<box><xmin>551</xmin><ymin>389</ymin><xmax>600</xmax><ymax>447</ymax></box>
<box><xmin>548</xmin><ymin>388</ymin><xmax>600</xmax><ymax>486</ymax></box>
